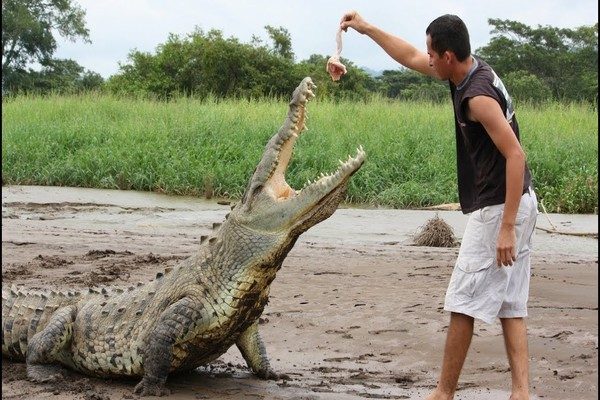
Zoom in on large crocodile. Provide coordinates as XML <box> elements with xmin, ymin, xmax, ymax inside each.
<box><xmin>1</xmin><ymin>77</ymin><xmax>366</xmax><ymax>396</ymax></box>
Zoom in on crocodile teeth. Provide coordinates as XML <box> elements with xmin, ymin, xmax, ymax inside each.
<box><xmin>292</xmin><ymin>111</ymin><xmax>301</xmax><ymax>123</ymax></box>
<box><xmin>302</xmin><ymin>147</ymin><xmax>366</xmax><ymax>190</ymax></box>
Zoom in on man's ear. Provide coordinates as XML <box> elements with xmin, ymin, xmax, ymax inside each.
<box><xmin>443</xmin><ymin>51</ymin><xmax>453</xmax><ymax>64</ymax></box>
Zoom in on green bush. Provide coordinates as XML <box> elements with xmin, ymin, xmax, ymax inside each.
<box><xmin>504</xmin><ymin>70</ymin><xmax>552</xmax><ymax>104</ymax></box>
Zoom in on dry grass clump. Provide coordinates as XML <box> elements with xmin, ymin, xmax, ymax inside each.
<box><xmin>413</xmin><ymin>214</ymin><xmax>458</xmax><ymax>247</ymax></box>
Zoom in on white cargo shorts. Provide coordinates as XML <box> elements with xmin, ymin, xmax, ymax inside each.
<box><xmin>444</xmin><ymin>189</ymin><xmax>538</xmax><ymax>324</ymax></box>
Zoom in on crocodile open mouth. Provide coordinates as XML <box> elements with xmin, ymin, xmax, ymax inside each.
<box><xmin>242</xmin><ymin>76</ymin><xmax>365</xmax><ymax>215</ymax></box>
<box><xmin>264</xmin><ymin>78</ymin><xmax>365</xmax><ymax>202</ymax></box>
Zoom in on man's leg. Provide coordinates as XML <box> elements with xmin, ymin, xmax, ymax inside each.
<box><xmin>500</xmin><ymin>317</ymin><xmax>530</xmax><ymax>400</ymax></box>
<box><xmin>425</xmin><ymin>312</ymin><xmax>474</xmax><ymax>400</ymax></box>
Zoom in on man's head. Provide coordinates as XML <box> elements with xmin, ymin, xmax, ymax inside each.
<box><xmin>425</xmin><ymin>14</ymin><xmax>471</xmax><ymax>79</ymax></box>
<box><xmin>426</xmin><ymin>14</ymin><xmax>471</xmax><ymax>60</ymax></box>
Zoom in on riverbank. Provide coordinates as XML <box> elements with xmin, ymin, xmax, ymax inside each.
<box><xmin>2</xmin><ymin>185</ymin><xmax>597</xmax><ymax>399</ymax></box>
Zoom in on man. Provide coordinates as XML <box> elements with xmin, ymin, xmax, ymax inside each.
<box><xmin>340</xmin><ymin>11</ymin><xmax>538</xmax><ymax>400</ymax></box>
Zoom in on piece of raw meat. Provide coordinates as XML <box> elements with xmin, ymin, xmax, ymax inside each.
<box><xmin>326</xmin><ymin>28</ymin><xmax>347</xmax><ymax>81</ymax></box>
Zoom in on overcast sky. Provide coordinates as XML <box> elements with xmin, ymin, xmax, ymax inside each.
<box><xmin>54</xmin><ymin>0</ymin><xmax>599</xmax><ymax>78</ymax></box>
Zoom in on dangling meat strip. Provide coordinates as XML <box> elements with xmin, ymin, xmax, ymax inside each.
<box><xmin>326</xmin><ymin>28</ymin><xmax>347</xmax><ymax>81</ymax></box>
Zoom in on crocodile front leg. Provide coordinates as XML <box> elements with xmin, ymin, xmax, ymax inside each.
<box><xmin>236</xmin><ymin>321</ymin><xmax>288</xmax><ymax>380</ymax></box>
<box><xmin>26</xmin><ymin>305</ymin><xmax>77</xmax><ymax>382</ymax></box>
<box><xmin>134</xmin><ymin>297</ymin><xmax>200</xmax><ymax>397</ymax></box>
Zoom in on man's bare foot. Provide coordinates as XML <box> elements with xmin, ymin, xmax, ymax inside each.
<box><xmin>424</xmin><ymin>389</ymin><xmax>453</xmax><ymax>400</ymax></box>
<box><xmin>509</xmin><ymin>391</ymin><xmax>529</xmax><ymax>400</ymax></box>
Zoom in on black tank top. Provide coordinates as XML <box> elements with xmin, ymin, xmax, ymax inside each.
<box><xmin>449</xmin><ymin>56</ymin><xmax>532</xmax><ymax>214</ymax></box>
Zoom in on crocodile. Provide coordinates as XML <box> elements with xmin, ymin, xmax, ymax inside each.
<box><xmin>1</xmin><ymin>77</ymin><xmax>366</xmax><ymax>396</ymax></box>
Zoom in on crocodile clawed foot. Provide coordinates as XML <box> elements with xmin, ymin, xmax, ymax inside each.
<box><xmin>26</xmin><ymin>364</ymin><xmax>65</xmax><ymax>383</ymax></box>
<box><xmin>276</xmin><ymin>372</ymin><xmax>291</xmax><ymax>381</ymax></box>
<box><xmin>134</xmin><ymin>379</ymin><xmax>171</xmax><ymax>397</ymax></box>
<box><xmin>256</xmin><ymin>368</ymin><xmax>290</xmax><ymax>381</ymax></box>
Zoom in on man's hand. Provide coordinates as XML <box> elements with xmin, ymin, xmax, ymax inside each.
<box><xmin>496</xmin><ymin>223</ymin><xmax>517</xmax><ymax>266</ymax></box>
<box><xmin>340</xmin><ymin>10</ymin><xmax>370</xmax><ymax>34</ymax></box>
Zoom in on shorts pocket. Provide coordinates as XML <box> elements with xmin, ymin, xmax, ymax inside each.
<box><xmin>514</xmin><ymin>194</ymin><xmax>538</xmax><ymax>254</ymax></box>
<box><xmin>456</xmin><ymin>257</ymin><xmax>495</xmax><ymax>273</ymax></box>
<box><xmin>479</xmin><ymin>206</ymin><xmax>504</xmax><ymax>256</ymax></box>
<box><xmin>451</xmin><ymin>258</ymin><xmax>495</xmax><ymax>299</ymax></box>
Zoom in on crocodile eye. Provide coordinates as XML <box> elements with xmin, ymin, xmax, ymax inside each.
<box><xmin>242</xmin><ymin>183</ymin><xmax>264</xmax><ymax>211</ymax></box>
<box><xmin>252</xmin><ymin>184</ymin><xmax>264</xmax><ymax>197</ymax></box>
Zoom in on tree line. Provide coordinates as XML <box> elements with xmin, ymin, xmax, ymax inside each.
<box><xmin>2</xmin><ymin>0</ymin><xmax>598</xmax><ymax>104</ymax></box>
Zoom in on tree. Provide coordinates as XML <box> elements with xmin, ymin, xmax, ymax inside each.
<box><xmin>376</xmin><ymin>69</ymin><xmax>448</xmax><ymax>101</ymax></box>
<box><xmin>502</xmin><ymin>70</ymin><xmax>552</xmax><ymax>104</ymax></box>
<box><xmin>106</xmin><ymin>19</ymin><xmax>597</xmax><ymax>104</ymax></box>
<box><xmin>107</xmin><ymin>27</ymin><xmax>299</xmax><ymax>99</ymax></box>
<box><xmin>3</xmin><ymin>58</ymin><xmax>103</xmax><ymax>94</ymax></box>
<box><xmin>2</xmin><ymin>0</ymin><xmax>90</xmax><ymax>74</ymax></box>
<box><xmin>2</xmin><ymin>0</ymin><xmax>95</xmax><ymax>95</ymax></box>
<box><xmin>29</xmin><ymin>58</ymin><xmax>84</xmax><ymax>92</ymax></box>
<box><xmin>476</xmin><ymin>19</ymin><xmax>598</xmax><ymax>102</ymax></box>
<box><xmin>264</xmin><ymin>25</ymin><xmax>294</xmax><ymax>60</ymax></box>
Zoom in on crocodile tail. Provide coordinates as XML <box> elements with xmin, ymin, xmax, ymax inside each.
<box><xmin>1</xmin><ymin>285</ymin><xmax>81</xmax><ymax>360</ymax></box>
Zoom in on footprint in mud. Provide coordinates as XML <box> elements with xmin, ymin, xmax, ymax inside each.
<box><xmin>322</xmin><ymin>357</ymin><xmax>353</xmax><ymax>363</ymax></box>
<box><xmin>368</xmin><ymin>329</ymin><xmax>408</xmax><ymax>335</ymax></box>
<box><xmin>477</xmin><ymin>365</ymin><xmax>510</xmax><ymax>373</ymax></box>
<box><xmin>540</xmin><ymin>331</ymin><xmax>574</xmax><ymax>340</ymax></box>
<box><xmin>570</xmin><ymin>353</ymin><xmax>593</xmax><ymax>360</ymax></box>
<box><xmin>394</xmin><ymin>372</ymin><xmax>417</xmax><ymax>387</ymax></box>
<box><xmin>556</xmin><ymin>371</ymin><xmax>577</xmax><ymax>380</ymax></box>
<box><xmin>85</xmin><ymin>265</ymin><xmax>130</xmax><ymax>286</ymax></box>
<box><xmin>85</xmin><ymin>249</ymin><xmax>131</xmax><ymax>259</ymax></box>
<box><xmin>2</xmin><ymin>254</ymin><xmax>75</xmax><ymax>282</ymax></box>
<box><xmin>2</xmin><ymin>265</ymin><xmax>33</xmax><ymax>281</ymax></box>
<box><xmin>1</xmin><ymin>359</ymin><xmax>106</xmax><ymax>400</ymax></box>
<box><xmin>31</xmin><ymin>254</ymin><xmax>74</xmax><ymax>269</ymax></box>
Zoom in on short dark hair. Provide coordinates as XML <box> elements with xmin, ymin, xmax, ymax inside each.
<box><xmin>426</xmin><ymin>14</ymin><xmax>471</xmax><ymax>61</ymax></box>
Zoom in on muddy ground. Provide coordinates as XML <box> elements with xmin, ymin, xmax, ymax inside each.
<box><xmin>2</xmin><ymin>185</ymin><xmax>597</xmax><ymax>400</ymax></box>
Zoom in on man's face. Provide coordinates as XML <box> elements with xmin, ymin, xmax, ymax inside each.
<box><xmin>426</xmin><ymin>35</ymin><xmax>449</xmax><ymax>80</ymax></box>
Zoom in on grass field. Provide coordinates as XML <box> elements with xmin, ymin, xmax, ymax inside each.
<box><xmin>2</xmin><ymin>94</ymin><xmax>597</xmax><ymax>213</ymax></box>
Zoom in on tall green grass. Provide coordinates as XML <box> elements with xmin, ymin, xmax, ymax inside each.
<box><xmin>2</xmin><ymin>93</ymin><xmax>597</xmax><ymax>213</ymax></box>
